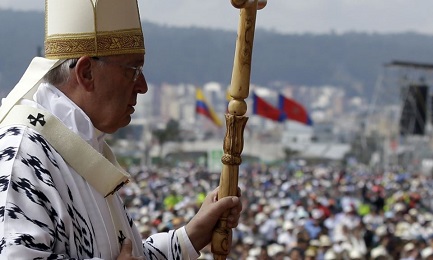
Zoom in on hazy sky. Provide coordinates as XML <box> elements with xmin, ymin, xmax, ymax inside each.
<box><xmin>1</xmin><ymin>0</ymin><xmax>433</xmax><ymax>35</ymax></box>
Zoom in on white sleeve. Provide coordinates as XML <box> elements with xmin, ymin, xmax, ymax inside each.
<box><xmin>177</xmin><ymin>227</ymin><xmax>200</xmax><ymax>259</ymax></box>
<box><xmin>143</xmin><ymin>227</ymin><xmax>200</xmax><ymax>259</ymax></box>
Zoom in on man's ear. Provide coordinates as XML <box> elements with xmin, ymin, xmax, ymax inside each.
<box><xmin>74</xmin><ymin>56</ymin><xmax>95</xmax><ymax>91</ymax></box>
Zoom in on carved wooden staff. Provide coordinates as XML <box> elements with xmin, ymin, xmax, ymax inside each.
<box><xmin>211</xmin><ymin>0</ymin><xmax>267</xmax><ymax>259</ymax></box>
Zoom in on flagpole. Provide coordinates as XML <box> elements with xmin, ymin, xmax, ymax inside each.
<box><xmin>211</xmin><ymin>1</ymin><xmax>267</xmax><ymax>259</ymax></box>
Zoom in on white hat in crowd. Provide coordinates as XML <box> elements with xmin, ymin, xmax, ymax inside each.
<box><xmin>349</xmin><ymin>249</ymin><xmax>363</xmax><ymax>259</ymax></box>
<box><xmin>422</xmin><ymin>247</ymin><xmax>433</xmax><ymax>259</ymax></box>
<box><xmin>324</xmin><ymin>250</ymin><xmax>337</xmax><ymax>260</ymax></box>
<box><xmin>370</xmin><ymin>246</ymin><xmax>390</xmax><ymax>259</ymax></box>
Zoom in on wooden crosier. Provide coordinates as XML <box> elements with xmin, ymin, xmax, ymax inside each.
<box><xmin>211</xmin><ymin>0</ymin><xmax>267</xmax><ymax>259</ymax></box>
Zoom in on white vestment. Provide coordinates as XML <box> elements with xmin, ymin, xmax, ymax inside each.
<box><xmin>0</xmin><ymin>83</ymin><xmax>199</xmax><ymax>259</ymax></box>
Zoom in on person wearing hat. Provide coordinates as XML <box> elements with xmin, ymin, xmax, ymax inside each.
<box><xmin>0</xmin><ymin>0</ymin><xmax>242</xmax><ymax>259</ymax></box>
<box><xmin>277</xmin><ymin>220</ymin><xmax>297</xmax><ymax>249</ymax></box>
<box><xmin>304</xmin><ymin>247</ymin><xmax>317</xmax><ymax>260</ymax></box>
<box><xmin>400</xmin><ymin>242</ymin><xmax>418</xmax><ymax>260</ymax></box>
<box><xmin>304</xmin><ymin>208</ymin><xmax>324</xmax><ymax>239</ymax></box>
<box><xmin>317</xmin><ymin>234</ymin><xmax>333</xmax><ymax>260</ymax></box>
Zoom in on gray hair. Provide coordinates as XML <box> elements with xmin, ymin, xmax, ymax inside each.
<box><xmin>43</xmin><ymin>58</ymin><xmax>78</xmax><ymax>86</ymax></box>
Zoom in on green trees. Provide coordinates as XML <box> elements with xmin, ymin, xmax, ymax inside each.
<box><xmin>152</xmin><ymin>119</ymin><xmax>182</xmax><ymax>161</ymax></box>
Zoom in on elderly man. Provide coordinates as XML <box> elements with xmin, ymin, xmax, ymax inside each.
<box><xmin>0</xmin><ymin>0</ymin><xmax>241</xmax><ymax>259</ymax></box>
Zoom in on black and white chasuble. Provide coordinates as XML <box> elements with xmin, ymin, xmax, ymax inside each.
<box><xmin>0</xmin><ymin>83</ymin><xmax>199</xmax><ymax>259</ymax></box>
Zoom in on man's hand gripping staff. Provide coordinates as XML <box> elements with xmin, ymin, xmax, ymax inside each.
<box><xmin>211</xmin><ymin>1</ymin><xmax>268</xmax><ymax>260</ymax></box>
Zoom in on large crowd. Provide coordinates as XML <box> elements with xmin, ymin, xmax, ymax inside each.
<box><xmin>119</xmin><ymin>162</ymin><xmax>433</xmax><ymax>259</ymax></box>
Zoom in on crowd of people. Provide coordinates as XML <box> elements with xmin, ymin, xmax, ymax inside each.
<box><xmin>120</xmin><ymin>162</ymin><xmax>433</xmax><ymax>260</ymax></box>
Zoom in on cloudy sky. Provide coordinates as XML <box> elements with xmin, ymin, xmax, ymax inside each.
<box><xmin>1</xmin><ymin>0</ymin><xmax>433</xmax><ymax>35</ymax></box>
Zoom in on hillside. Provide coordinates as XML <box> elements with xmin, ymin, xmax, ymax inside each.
<box><xmin>1</xmin><ymin>9</ymin><xmax>433</xmax><ymax>99</ymax></box>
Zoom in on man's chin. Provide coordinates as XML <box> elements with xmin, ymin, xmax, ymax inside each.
<box><xmin>106</xmin><ymin>118</ymin><xmax>131</xmax><ymax>133</ymax></box>
<box><xmin>121</xmin><ymin>117</ymin><xmax>132</xmax><ymax>128</ymax></box>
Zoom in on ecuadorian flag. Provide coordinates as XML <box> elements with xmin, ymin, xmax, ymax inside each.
<box><xmin>196</xmin><ymin>88</ymin><xmax>223</xmax><ymax>127</ymax></box>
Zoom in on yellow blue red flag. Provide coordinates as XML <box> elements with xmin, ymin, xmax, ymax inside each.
<box><xmin>196</xmin><ymin>88</ymin><xmax>223</xmax><ymax>127</ymax></box>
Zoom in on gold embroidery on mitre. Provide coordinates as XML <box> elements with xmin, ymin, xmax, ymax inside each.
<box><xmin>45</xmin><ymin>29</ymin><xmax>145</xmax><ymax>59</ymax></box>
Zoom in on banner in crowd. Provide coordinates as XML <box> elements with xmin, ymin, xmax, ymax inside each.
<box><xmin>278</xmin><ymin>93</ymin><xmax>313</xmax><ymax>126</ymax></box>
<box><xmin>252</xmin><ymin>92</ymin><xmax>287</xmax><ymax>122</ymax></box>
<box><xmin>252</xmin><ymin>91</ymin><xmax>313</xmax><ymax>126</ymax></box>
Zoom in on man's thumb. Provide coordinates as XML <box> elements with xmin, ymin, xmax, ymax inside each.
<box><xmin>120</xmin><ymin>238</ymin><xmax>133</xmax><ymax>255</ymax></box>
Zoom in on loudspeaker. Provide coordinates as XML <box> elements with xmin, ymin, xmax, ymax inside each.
<box><xmin>399</xmin><ymin>84</ymin><xmax>428</xmax><ymax>136</ymax></box>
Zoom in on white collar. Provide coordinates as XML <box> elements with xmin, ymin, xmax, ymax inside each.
<box><xmin>33</xmin><ymin>83</ymin><xmax>105</xmax><ymax>152</ymax></box>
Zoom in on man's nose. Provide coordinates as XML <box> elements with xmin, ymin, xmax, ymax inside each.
<box><xmin>135</xmin><ymin>74</ymin><xmax>148</xmax><ymax>94</ymax></box>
